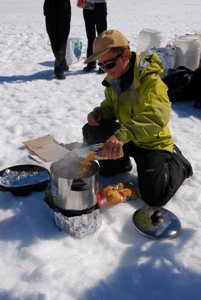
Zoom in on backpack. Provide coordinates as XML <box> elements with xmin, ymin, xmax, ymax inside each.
<box><xmin>192</xmin><ymin>68</ymin><xmax>201</xmax><ymax>108</ymax></box>
<box><xmin>162</xmin><ymin>66</ymin><xmax>201</xmax><ymax>108</ymax></box>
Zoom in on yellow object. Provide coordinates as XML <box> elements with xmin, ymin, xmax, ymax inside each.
<box><xmin>106</xmin><ymin>190</ymin><xmax>123</xmax><ymax>204</ymax></box>
<box><xmin>77</xmin><ymin>144</ymin><xmax>123</xmax><ymax>179</ymax></box>
<box><xmin>119</xmin><ymin>188</ymin><xmax>137</xmax><ymax>199</ymax></box>
<box><xmin>100</xmin><ymin>182</ymin><xmax>138</xmax><ymax>204</ymax></box>
<box><xmin>100</xmin><ymin>184</ymin><xmax>118</xmax><ymax>197</ymax></box>
<box><xmin>77</xmin><ymin>144</ymin><xmax>105</xmax><ymax>178</ymax></box>
<box><xmin>77</xmin><ymin>159</ymin><xmax>92</xmax><ymax>179</ymax></box>
<box><xmin>85</xmin><ymin>144</ymin><xmax>107</xmax><ymax>161</ymax></box>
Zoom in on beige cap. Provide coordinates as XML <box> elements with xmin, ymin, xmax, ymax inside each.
<box><xmin>84</xmin><ymin>29</ymin><xmax>129</xmax><ymax>64</ymax></box>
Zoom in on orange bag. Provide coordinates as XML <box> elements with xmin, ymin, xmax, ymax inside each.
<box><xmin>100</xmin><ymin>182</ymin><xmax>138</xmax><ymax>204</ymax></box>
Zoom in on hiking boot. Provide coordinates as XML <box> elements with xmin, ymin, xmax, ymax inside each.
<box><xmin>63</xmin><ymin>64</ymin><xmax>69</xmax><ymax>72</ymax></box>
<box><xmin>62</xmin><ymin>59</ymin><xmax>69</xmax><ymax>72</ymax></box>
<box><xmin>173</xmin><ymin>144</ymin><xmax>193</xmax><ymax>177</ymax></box>
<box><xmin>55</xmin><ymin>71</ymin><xmax>66</xmax><ymax>80</ymax></box>
<box><xmin>83</xmin><ymin>63</ymin><xmax>96</xmax><ymax>72</ymax></box>
<box><xmin>54</xmin><ymin>51</ymin><xmax>68</xmax><ymax>80</ymax></box>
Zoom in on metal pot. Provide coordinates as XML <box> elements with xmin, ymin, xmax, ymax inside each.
<box><xmin>50</xmin><ymin>157</ymin><xmax>99</xmax><ymax>211</ymax></box>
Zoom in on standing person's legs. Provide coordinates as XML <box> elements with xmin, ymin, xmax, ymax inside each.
<box><xmin>83</xmin><ymin>8</ymin><xmax>96</xmax><ymax>71</ymax></box>
<box><xmin>131</xmin><ymin>144</ymin><xmax>193</xmax><ymax>206</ymax></box>
<box><xmin>94</xmin><ymin>3</ymin><xmax>107</xmax><ymax>35</ymax></box>
<box><xmin>94</xmin><ymin>3</ymin><xmax>107</xmax><ymax>74</ymax></box>
<box><xmin>45</xmin><ymin>7</ymin><xmax>71</xmax><ymax>79</ymax></box>
<box><xmin>45</xmin><ymin>15</ymin><xmax>57</xmax><ymax>55</ymax></box>
<box><xmin>53</xmin><ymin>14</ymin><xmax>71</xmax><ymax>74</ymax></box>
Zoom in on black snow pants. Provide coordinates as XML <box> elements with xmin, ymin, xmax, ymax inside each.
<box><xmin>82</xmin><ymin>121</ymin><xmax>193</xmax><ymax>207</ymax></box>
<box><xmin>45</xmin><ymin>13</ymin><xmax>71</xmax><ymax>59</ymax></box>
<box><xmin>83</xmin><ymin>3</ymin><xmax>107</xmax><ymax>66</ymax></box>
<box><xmin>44</xmin><ymin>0</ymin><xmax>71</xmax><ymax>73</ymax></box>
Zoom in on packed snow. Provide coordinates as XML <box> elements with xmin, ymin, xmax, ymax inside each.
<box><xmin>0</xmin><ymin>0</ymin><xmax>201</xmax><ymax>299</ymax></box>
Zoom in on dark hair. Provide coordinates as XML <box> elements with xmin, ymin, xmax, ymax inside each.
<box><xmin>110</xmin><ymin>46</ymin><xmax>131</xmax><ymax>58</ymax></box>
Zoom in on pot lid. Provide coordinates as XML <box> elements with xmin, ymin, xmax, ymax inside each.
<box><xmin>133</xmin><ymin>206</ymin><xmax>181</xmax><ymax>239</ymax></box>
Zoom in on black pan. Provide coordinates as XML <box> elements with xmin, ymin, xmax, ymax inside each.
<box><xmin>0</xmin><ymin>164</ymin><xmax>51</xmax><ymax>196</ymax></box>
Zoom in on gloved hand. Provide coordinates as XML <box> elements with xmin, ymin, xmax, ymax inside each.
<box><xmin>87</xmin><ymin>111</ymin><xmax>102</xmax><ymax>126</ymax></box>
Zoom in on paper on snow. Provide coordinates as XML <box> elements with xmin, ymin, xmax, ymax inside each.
<box><xmin>23</xmin><ymin>135</ymin><xmax>70</xmax><ymax>162</ymax></box>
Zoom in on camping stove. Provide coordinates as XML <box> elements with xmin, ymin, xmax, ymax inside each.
<box><xmin>44</xmin><ymin>188</ymin><xmax>102</xmax><ymax>238</ymax></box>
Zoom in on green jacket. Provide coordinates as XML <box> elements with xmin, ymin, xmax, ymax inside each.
<box><xmin>94</xmin><ymin>52</ymin><xmax>174</xmax><ymax>152</ymax></box>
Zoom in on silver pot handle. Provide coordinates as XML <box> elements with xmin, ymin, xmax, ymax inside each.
<box><xmin>71</xmin><ymin>179</ymin><xmax>89</xmax><ymax>191</ymax></box>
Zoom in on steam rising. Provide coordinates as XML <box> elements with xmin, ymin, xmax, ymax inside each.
<box><xmin>50</xmin><ymin>146</ymin><xmax>100</xmax><ymax>179</ymax></box>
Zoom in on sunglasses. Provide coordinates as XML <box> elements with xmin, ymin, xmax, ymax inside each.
<box><xmin>98</xmin><ymin>54</ymin><xmax>122</xmax><ymax>70</ymax></box>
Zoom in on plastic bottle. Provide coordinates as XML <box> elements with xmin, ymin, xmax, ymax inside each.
<box><xmin>87</xmin><ymin>143</ymin><xmax>124</xmax><ymax>160</ymax></box>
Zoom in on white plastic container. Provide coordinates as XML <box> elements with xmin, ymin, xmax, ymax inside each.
<box><xmin>174</xmin><ymin>35</ymin><xmax>200</xmax><ymax>70</ymax></box>
<box><xmin>66</xmin><ymin>37</ymin><xmax>82</xmax><ymax>65</ymax></box>
<box><xmin>194</xmin><ymin>31</ymin><xmax>201</xmax><ymax>59</ymax></box>
<box><xmin>136</xmin><ymin>29</ymin><xmax>162</xmax><ymax>55</ymax></box>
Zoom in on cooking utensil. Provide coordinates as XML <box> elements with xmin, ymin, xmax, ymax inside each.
<box><xmin>27</xmin><ymin>154</ymin><xmax>42</xmax><ymax>164</ymax></box>
<box><xmin>0</xmin><ymin>164</ymin><xmax>51</xmax><ymax>196</ymax></box>
<box><xmin>50</xmin><ymin>157</ymin><xmax>100</xmax><ymax>211</ymax></box>
<box><xmin>133</xmin><ymin>206</ymin><xmax>181</xmax><ymax>239</ymax></box>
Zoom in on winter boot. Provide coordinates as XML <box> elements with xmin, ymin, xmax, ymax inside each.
<box><xmin>62</xmin><ymin>58</ymin><xmax>69</xmax><ymax>72</ymax></box>
<box><xmin>54</xmin><ymin>51</ymin><xmax>68</xmax><ymax>80</ymax></box>
<box><xmin>83</xmin><ymin>62</ymin><xmax>96</xmax><ymax>72</ymax></box>
<box><xmin>173</xmin><ymin>144</ymin><xmax>193</xmax><ymax>177</ymax></box>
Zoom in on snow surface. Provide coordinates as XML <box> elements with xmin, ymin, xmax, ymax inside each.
<box><xmin>0</xmin><ymin>0</ymin><xmax>201</xmax><ymax>299</ymax></box>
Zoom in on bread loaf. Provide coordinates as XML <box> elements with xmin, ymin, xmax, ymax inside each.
<box><xmin>100</xmin><ymin>182</ymin><xmax>138</xmax><ymax>204</ymax></box>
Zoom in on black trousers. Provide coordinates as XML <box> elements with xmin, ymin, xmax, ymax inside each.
<box><xmin>123</xmin><ymin>142</ymin><xmax>187</xmax><ymax>207</ymax></box>
<box><xmin>82</xmin><ymin>122</ymin><xmax>192</xmax><ymax>207</ymax></box>
<box><xmin>45</xmin><ymin>13</ymin><xmax>71</xmax><ymax>57</ymax></box>
<box><xmin>83</xmin><ymin>3</ymin><xmax>107</xmax><ymax>64</ymax></box>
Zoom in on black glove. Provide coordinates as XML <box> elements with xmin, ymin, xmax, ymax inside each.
<box><xmin>82</xmin><ymin>120</ymin><xmax>120</xmax><ymax>145</ymax></box>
